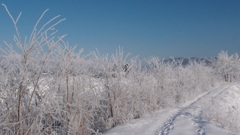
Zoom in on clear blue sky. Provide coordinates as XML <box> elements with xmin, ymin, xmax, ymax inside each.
<box><xmin>0</xmin><ymin>0</ymin><xmax>240</xmax><ymax>58</ymax></box>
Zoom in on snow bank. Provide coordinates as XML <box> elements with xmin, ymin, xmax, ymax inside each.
<box><xmin>203</xmin><ymin>84</ymin><xmax>240</xmax><ymax>133</ymax></box>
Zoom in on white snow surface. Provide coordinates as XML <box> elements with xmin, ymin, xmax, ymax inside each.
<box><xmin>103</xmin><ymin>83</ymin><xmax>240</xmax><ymax>135</ymax></box>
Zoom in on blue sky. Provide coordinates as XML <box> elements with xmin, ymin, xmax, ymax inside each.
<box><xmin>0</xmin><ymin>0</ymin><xmax>240</xmax><ymax>58</ymax></box>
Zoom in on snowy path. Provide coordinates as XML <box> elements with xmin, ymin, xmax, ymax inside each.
<box><xmin>159</xmin><ymin>84</ymin><xmax>238</xmax><ymax>135</ymax></box>
<box><xmin>104</xmin><ymin>84</ymin><xmax>240</xmax><ymax>135</ymax></box>
<box><xmin>103</xmin><ymin>109</ymin><xmax>179</xmax><ymax>135</ymax></box>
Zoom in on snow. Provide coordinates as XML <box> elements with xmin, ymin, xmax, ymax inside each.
<box><xmin>168</xmin><ymin>116</ymin><xmax>196</xmax><ymax>135</ymax></box>
<box><xmin>103</xmin><ymin>109</ymin><xmax>179</xmax><ymax>135</ymax></box>
<box><xmin>203</xmin><ymin>84</ymin><xmax>240</xmax><ymax>133</ymax></box>
<box><xmin>203</xmin><ymin>123</ymin><xmax>239</xmax><ymax>135</ymax></box>
<box><xmin>103</xmin><ymin>84</ymin><xmax>240</xmax><ymax>135</ymax></box>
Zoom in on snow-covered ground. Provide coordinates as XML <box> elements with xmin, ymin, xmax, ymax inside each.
<box><xmin>104</xmin><ymin>84</ymin><xmax>240</xmax><ymax>135</ymax></box>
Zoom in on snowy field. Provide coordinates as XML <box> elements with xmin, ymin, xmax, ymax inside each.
<box><xmin>104</xmin><ymin>84</ymin><xmax>240</xmax><ymax>135</ymax></box>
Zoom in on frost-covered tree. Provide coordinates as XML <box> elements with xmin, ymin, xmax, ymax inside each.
<box><xmin>0</xmin><ymin>4</ymin><xmax>66</xmax><ymax>135</ymax></box>
<box><xmin>214</xmin><ymin>51</ymin><xmax>240</xmax><ymax>82</ymax></box>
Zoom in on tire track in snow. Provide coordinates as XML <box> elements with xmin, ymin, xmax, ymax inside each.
<box><xmin>158</xmin><ymin>84</ymin><xmax>233</xmax><ymax>135</ymax></box>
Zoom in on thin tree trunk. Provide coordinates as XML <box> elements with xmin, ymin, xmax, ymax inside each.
<box><xmin>17</xmin><ymin>82</ymin><xmax>23</xmax><ymax>135</ymax></box>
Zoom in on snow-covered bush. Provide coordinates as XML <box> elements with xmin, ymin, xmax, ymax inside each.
<box><xmin>214</xmin><ymin>51</ymin><xmax>240</xmax><ymax>82</ymax></box>
<box><xmin>145</xmin><ymin>57</ymin><xmax>215</xmax><ymax>107</ymax></box>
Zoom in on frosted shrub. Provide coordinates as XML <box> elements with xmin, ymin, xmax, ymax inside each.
<box><xmin>145</xmin><ymin>57</ymin><xmax>215</xmax><ymax>107</ymax></box>
<box><xmin>214</xmin><ymin>51</ymin><xmax>240</xmax><ymax>82</ymax></box>
<box><xmin>90</xmin><ymin>48</ymin><xmax>142</xmax><ymax>127</ymax></box>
